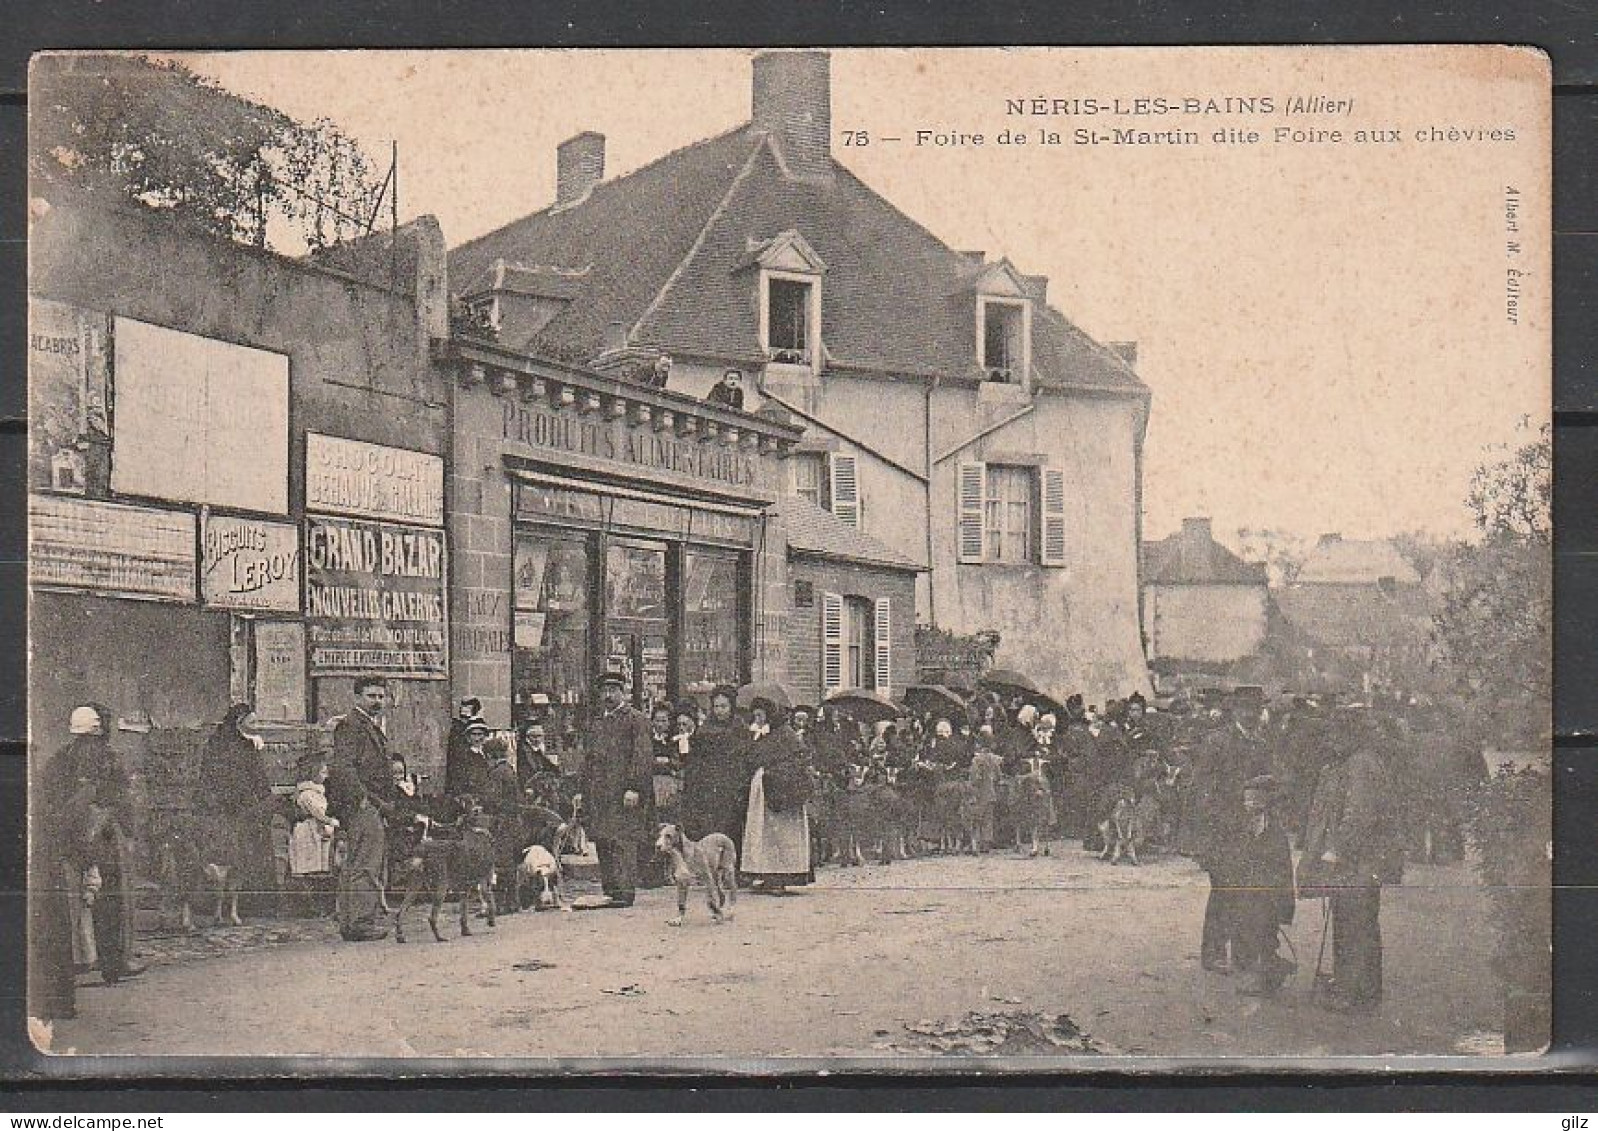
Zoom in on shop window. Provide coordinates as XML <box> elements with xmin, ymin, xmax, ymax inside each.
<box><xmin>605</xmin><ymin>540</ymin><xmax>670</xmax><ymax>709</ymax></box>
<box><xmin>682</xmin><ymin>550</ymin><xmax>743</xmax><ymax>695</ymax></box>
<box><xmin>512</xmin><ymin>533</ymin><xmax>593</xmax><ymax>759</ymax></box>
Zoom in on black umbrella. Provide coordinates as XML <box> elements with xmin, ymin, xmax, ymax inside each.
<box><xmin>736</xmin><ymin>682</ymin><xmax>792</xmax><ymax>713</ymax></box>
<box><xmin>822</xmin><ymin>688</ymin><xmax>904</xmax><ymax>726</ymax></box>
<box><xmin>901</xmin><ymin>684</ymin><xmax>970</xmax><ymax>720</ymax></box>
<box><xmin>979</xmin><ymin>668</ymin><xmax>1039</xmax><ymax>699</ymax></box>
<box><xmin>1021</xmin><ymin>690</ymin><xmax>1066</xmax><ymax>720</ymax></box>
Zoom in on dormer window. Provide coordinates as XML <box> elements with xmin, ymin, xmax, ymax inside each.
<box><xmin>979</xmin><ymin>298</ymin><xmax>1028</xmax><ymax>383</ymax></box>
<box><xmin>466</xmin><ymin>294</ymin><xmax>501</xmax><ymax>332</ymax></box>
<box><xmin>767</xmin><ymin>277</ymin><xmax>813</xmax><ymax>364</ymax></box>
<box><xmin>971</xmin><ymin>259</ymin><xmax>1036</xmax><ymax>388</ymax></box>
<box><xmin>746</xmin><ymin>230</ymin><xmax>826</xmax><ymax>375</ymax></box>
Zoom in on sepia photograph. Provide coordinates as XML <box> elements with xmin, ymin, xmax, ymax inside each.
<box><xmin>24</xmin><ymin>45</ymin><xmax>1551</xmax><ymax>1069</ymax></box>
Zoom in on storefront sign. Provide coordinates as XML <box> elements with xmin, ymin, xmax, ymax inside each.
<box><xmin>201</xmin><ymin>513</ymin><xmax>300</xmax><ymax>612</ymax></box>
<box><xmin>515</xmin><ymin>483</ymin><xmax>757</xmax><ymax>547</ymax></box>
<box><xmin>304</xmin><ymin>515</ymin><xmax>447</xmax><ymax>678</ymax></box>
<box><xmin>28</xmin><ymin>299</ymin><xmax>110</xmax><ymax>493</ymax></box>
<box><xmin>455</xmin><ymin>587</ymin><xmax>511</xmax><ymax>660</ymax></box>
<box><xmin>253</xmin><ymin>620</ymin><xmax>308</xmax><ymax>722</ymax></box>
<box><xmin>111</xmin><ymin>317</ymin><xmax>289</xmax><ymax>514</ymax></box>
<box><xmin>30</xmin><ymin>494</ymin><xmax>196</xmax><ymax>602</ymax></box>
<box><xmin>306</xmin><ymin>434</ymin><xmax>444</xmax><ymax>527</ymax></box>
<box><xmin>503</xmin><ymin>402</ymin><xmax>763</xmax><ymax>492</ymax></box>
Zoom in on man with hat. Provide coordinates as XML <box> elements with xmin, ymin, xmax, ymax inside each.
<box><xmin>445</xmin><ymin>698</ymin><xmax>487</xmax><ymax>799</ymax></box>
<box><xmin>1190</xmin><ymin>684</ymin><xmax>1272</xmax><ymax>973</ymax></box>
<box><xmin>448</xmin><ymin>716</ymin><xmax>492</xmax><ymax>802</ymax></box>
<box><xmin>1231</xmin><ymin>773</ymin><xmax>1296</xmax><ymax>996</ymax></box>
<box><xmin>1302</xmin><ymin>712</ymin><xmax>1402</xmax><ymax>1013</ymax></box>
<box><xmin>578</xmin><ymin>671</ymin><xmax>654</xmax><ymax>908</ymax></box>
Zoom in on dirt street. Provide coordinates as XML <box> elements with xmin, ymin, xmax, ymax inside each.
<box><xmin>44</xmin><ymin>849</ymin><xmax>1506</xmax><ymax>1067</ymax></box>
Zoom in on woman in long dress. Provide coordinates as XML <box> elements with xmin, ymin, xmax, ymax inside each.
<box><xmin>198</xmin><ymin>702</ymin><xmax>273</xmax><ymax>913</ymax></box>
<box><xmin>741</xmin><ymin>697</ymin><xmax>814</xmax><ymax>893</ymax></box>
<box><xmin>679</xmin><ymin>686</ymin><xmax>749</xmax><ymax>857</ymax></box>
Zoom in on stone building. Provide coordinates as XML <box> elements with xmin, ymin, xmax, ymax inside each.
<box><xmin>448</xmin><ymin>50</ymin><xmax>1151</xmax><ymax>704</ymax></box>
<box><xmin>1142</xmin><ymin>517</ymin><xmax>1270</xmax><ymax>679</ymax></box>
<box><xmin>28</xmin><ymin>186</ymin><xmax>453</xmax><ymax>799</ymax></box>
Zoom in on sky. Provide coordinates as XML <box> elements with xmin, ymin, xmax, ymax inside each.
<box><xmin>172</xmin><ymin>47</ymin><xmax>1551</xmax><ymax>545</ymax></box>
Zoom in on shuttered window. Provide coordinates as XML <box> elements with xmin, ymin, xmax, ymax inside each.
<box><xmin>986</xmin><ymin>465</ymin><xmax>1032</xmax><ymax>563</ymax></box>
<box><xmin>957</xmin><ymin>461</ymin><xmax>986</xmax><ymax>563</ymax></box>
<box><xmin>1040</xmin><ymin>466</ymin><xmax>1067</xmax><ymax>567</ymax></box>
<box><xmin>873</xmin><ymin>597</ymin><xmax>893</xmax><ymax>697</ymax></box>
<box><xmin>821</xmin><ymin>591</ymin><xmax>845</xmax><ymax>695</ymax></box>
<box><xmin>829</xmin><ymin>452</ymin><xmax>860</xmax><ymax>528</ymax></box>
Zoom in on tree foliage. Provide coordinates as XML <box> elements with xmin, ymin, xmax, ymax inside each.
<box><xmin>1233</xmin><ymin>526</ymin><xmax>1309</xmax><ymax>587</ymax></box>
<box><xmin>31</xmin><ymin>53</ymin><xmax>383</xmax><ymax>252</ymax></box>
<box><xmin>1430</xmin><ymin>421</ymin><xmax>1552</xmax><ymax>748</ymax></box>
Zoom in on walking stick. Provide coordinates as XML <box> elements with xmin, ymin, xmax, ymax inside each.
<box><xmin>1312</xmin><ymin>895</ymin><xmax>1332</xmax><ymax>994</ymax></box>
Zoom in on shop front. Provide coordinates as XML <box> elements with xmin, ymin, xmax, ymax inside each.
<box><xmin>509</xmin><ymin>478</ymin><xmax>757</xmax><ymax>753</ymax></box>
<box><xmin>442</xmin><ymin>339</ymin><xmax>803</xmax><ymax>769</ymax></box>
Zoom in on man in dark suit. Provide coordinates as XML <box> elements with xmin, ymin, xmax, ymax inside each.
<box><xmin>579</xmin><ymin>672</ymin><xmax>654</xmax><ymax>908</ymax></box>
<box><xmin>1302</xmin><ymin>713</ymin><xmax>1402</xmax><ymax>1013</ymax></box>
<box><xmin>327</xmin><ymin>675</ymin><xmax>395</xmax><ymax>941</ymax></box>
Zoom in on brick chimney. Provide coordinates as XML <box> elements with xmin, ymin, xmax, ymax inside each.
<box><xmin>752</xmin><ymin>50</ymin><xmax>832</xmax><ymax>182</ymax></box>
<box><xmin>555</xmin><ymin>131</ymin><xmax>605</xmax><ymax>208</ymax></box>
<box><xmin>1108</xmin><ymin>341</ymin><xmax>1139</xmax><ymax>369</ymax></box>
<box><xmin>1318</xmin><ymin>532</ymin><xmax>1342</xmax><ymax>545</ymax></box>
<box><xmin>1181</xmin><ymin>516</ymin><xmax>1213</xmax><ymax>542</ymax></box>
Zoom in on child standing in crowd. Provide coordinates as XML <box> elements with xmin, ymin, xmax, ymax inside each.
<box><xmin>1232</xmin><ymin>773</ymin><xmax>1296</xmax><ymax>997</ymax></box>
<box><xmin>289</xmin><ymin>754</ymin><xmax>338</xmax><ymax>916</ymax></box>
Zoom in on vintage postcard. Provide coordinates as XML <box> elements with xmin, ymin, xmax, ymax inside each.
<box><xmin>25</xmin><ymin>46</ymin><xmax>1551</xmax><ymax>1069</ymax></box>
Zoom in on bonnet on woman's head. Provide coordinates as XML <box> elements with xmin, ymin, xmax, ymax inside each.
<box><xmin>68</xmin><ymin>704</ymin><xmax>105</xmax><ymax>735</ymax></box>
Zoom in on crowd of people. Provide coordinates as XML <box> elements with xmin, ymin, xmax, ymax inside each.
<box><xmin>28</xmin><ymin>670</ymin><xmax>1487</xmax><ymax>1027</ymax></box>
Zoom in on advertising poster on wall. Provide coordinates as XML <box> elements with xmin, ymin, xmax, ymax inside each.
<box><xmin>110</xmin><ymin>316</ymin><xmax>289</xmax><ymax>514</ymax></box>
<box><xmin>29</xmin><ymin>494</ymin><xmax>196</xmax><ymax>602</ymax></box>
<box><xmin>27</xmin><ymin>298</ymin><xmax>109</xmax><ymax>493</ymax></box>
<box><xmin>252</xmin><ymin>620</ymin><xmax>308</xmax><ymax>723</ymax></box>
<box><xmin>305</xmin><ymin>433</ymin><xmax>444</xmax><ymax>527</ymax></box>
<box><xmin>304</xmin><ymin>514</ymin><xmax>447</xmax><ymax>678</ymax></box>
<box><xmin>201</xmin><ymin>512</ymin><xmax>300</xmax><ymax>612</ymax></box>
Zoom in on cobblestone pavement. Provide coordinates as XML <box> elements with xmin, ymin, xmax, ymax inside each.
<box><xmin>45</xmin><ymin>846</ymin><xmax>1512</xmax><ymax>1067</ymax></box>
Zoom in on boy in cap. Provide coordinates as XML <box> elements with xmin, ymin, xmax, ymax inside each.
<box><xmin>1232</xmin><ymin>773</ymin><xmax>1296</xmax><ymax>996</ymax></box>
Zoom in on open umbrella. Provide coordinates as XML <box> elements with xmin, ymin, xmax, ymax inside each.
<box><xmin>979</xmin><ymin>668</ymin><xmax>1039</xmax><ymax>699</ymax></box>
<box><xmin>1022</xmin><ymin>691</ymin><xmax>1066</xmax><ymax>720</ymax></box>
<box><xmin>822</xmin><ymin>687</ymin><xmax>904</xmax><ymax>726</ymax></box>
<box><xmin>736</xmin><ymin>681</ymin><xmax>792</xmax><ymax>713</ymax></box>
<box><xmin>901</xmin><ymin>684</ymin><xmax>970</xmax><ymax>721</ymax></box>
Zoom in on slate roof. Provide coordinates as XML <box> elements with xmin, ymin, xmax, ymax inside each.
<box><xmin>1296</xmin><ymin>538</ymin><xmax>1421</xmax><ymax>586</ymax></box>
<box><xmin>1142</xmin><ymin>527</ymin><xmax>1267</xmax><ymax>586</ymax></box>
<box><xmin>447</xmin><ymin>126</ymin><xmax>1145</xmax><ymax>396</ymax></box>
<box><xmin>774</xmin><ymin>497</ymin><xmax>925</xmax><ymax>572</ymax></box>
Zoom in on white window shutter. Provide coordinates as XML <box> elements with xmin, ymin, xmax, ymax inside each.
<box><xmin>873</xmin><ymin>597</ymin><xmax>892</xmax><ymax>696</ymax></box>
<box><xmin>1040</xmin><ymin>466</ymin><xmax>1067</xmax><ymax>567</ymax></box>
<box><xmin>821</xmin><ymin>591</ymin><xmax>845</xmax><ymax>695</ymax></box>
<box><xmin>957</xmin><ymin>461</ymin><xmax>987</xmax><ymax>563</ymax></box>
<box><xmin>829</xmin><ymin>453</ymin><xmax>860</xmax><ymax>528</ymax></box>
